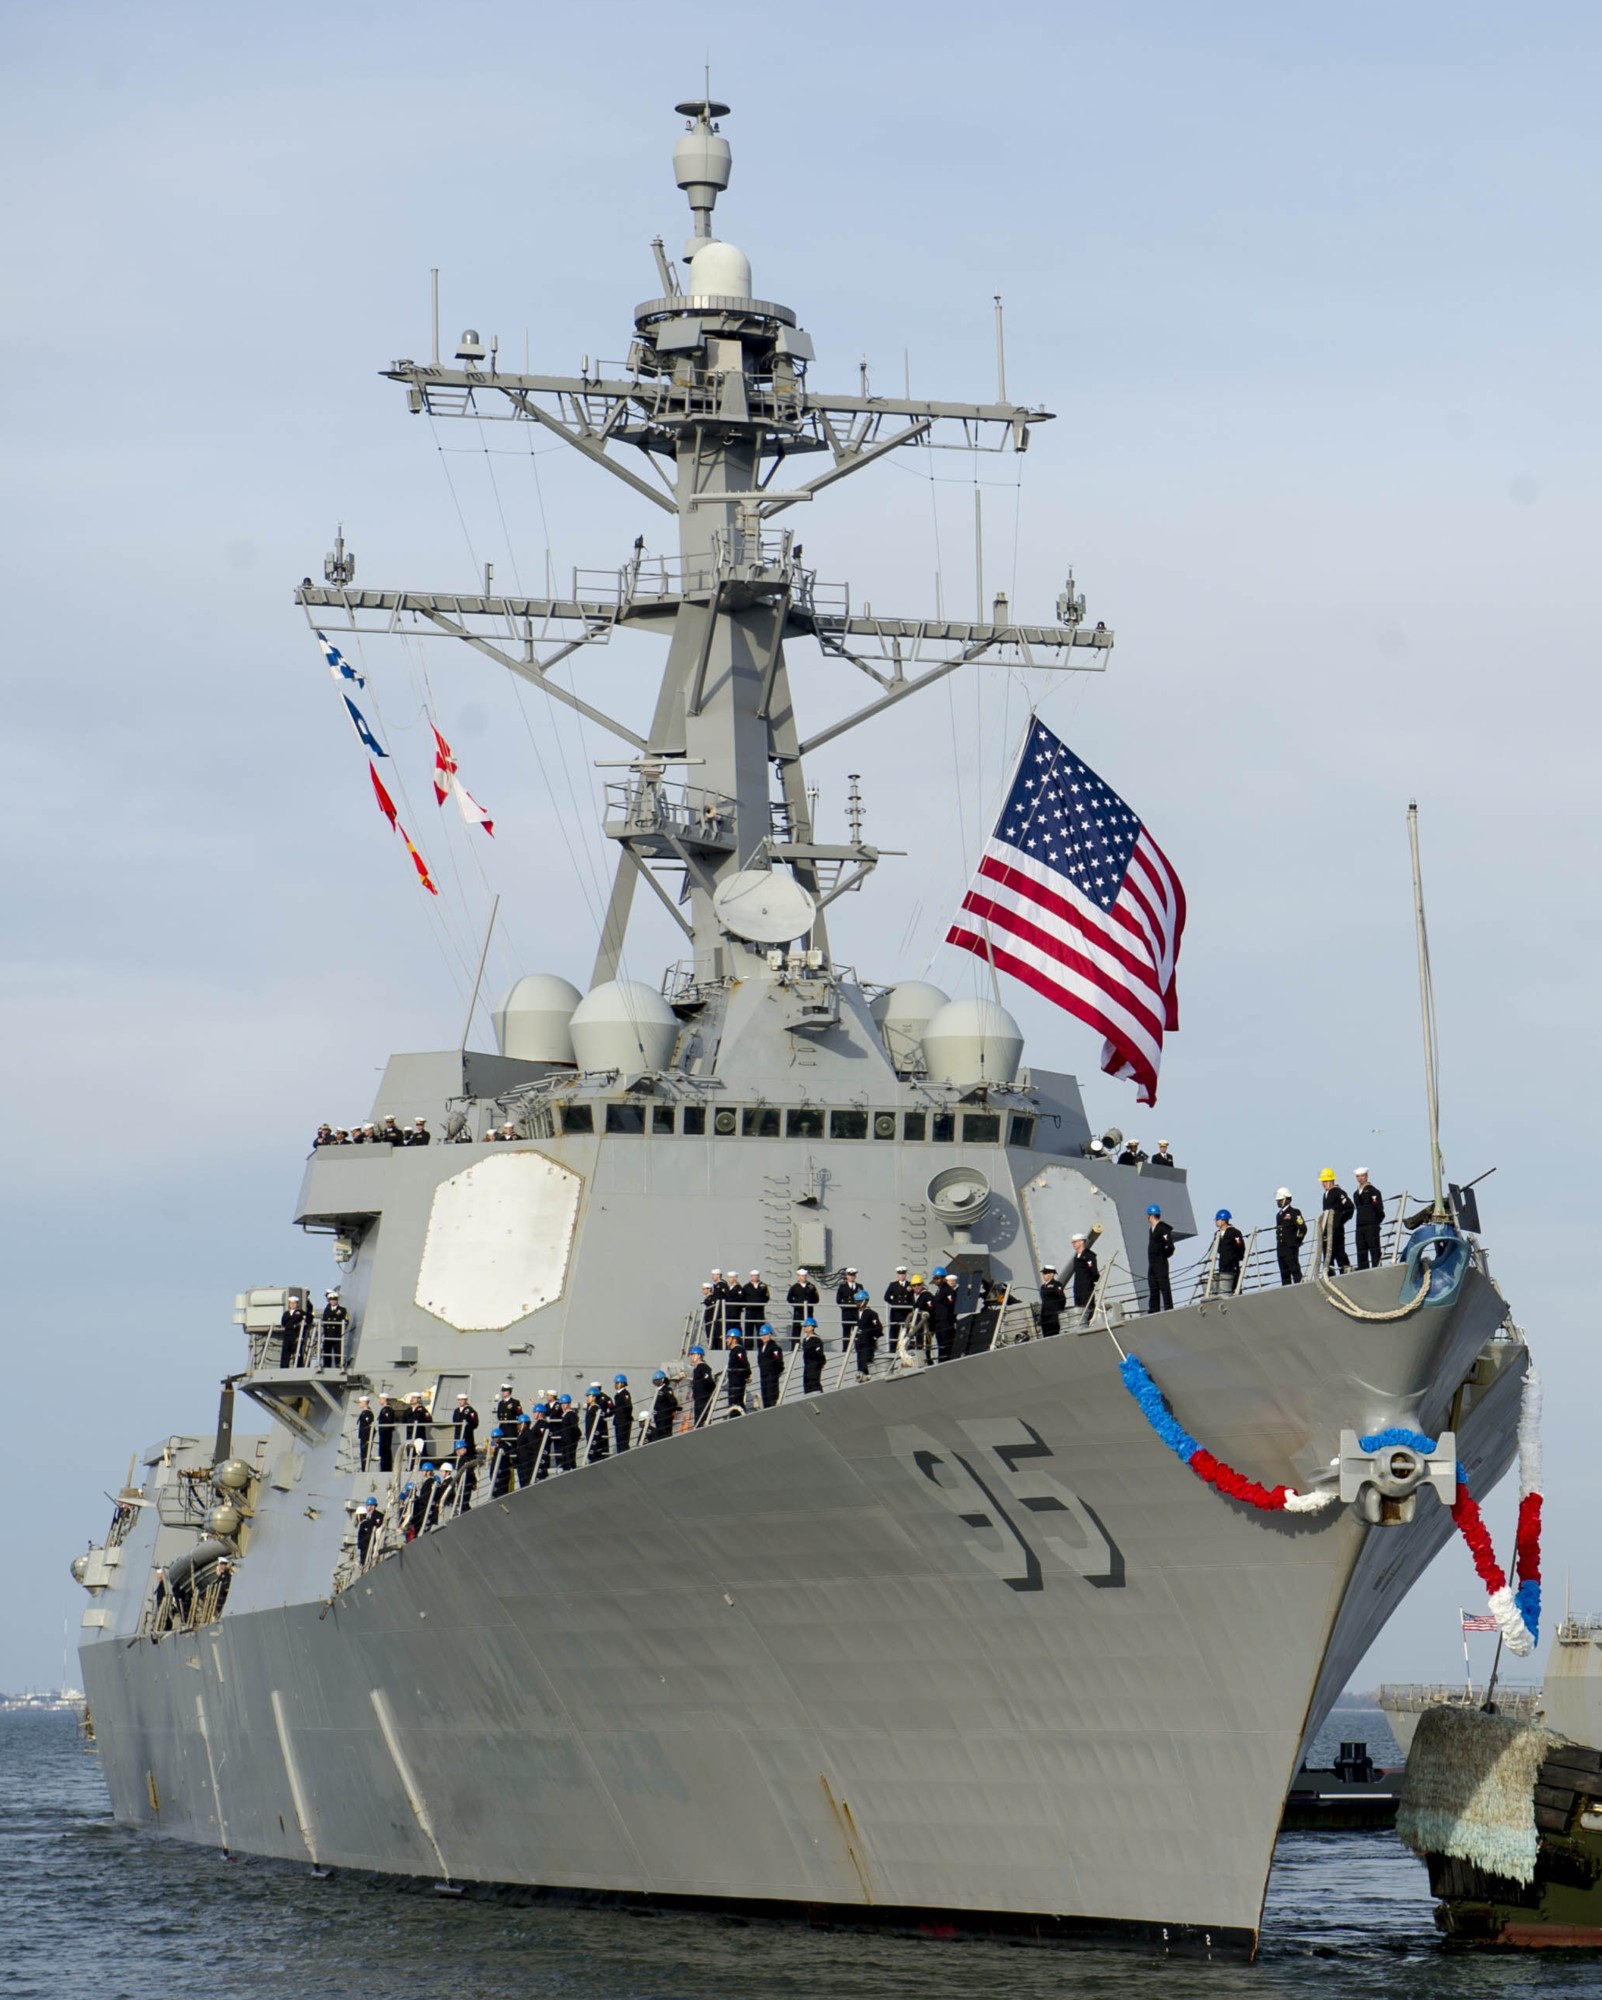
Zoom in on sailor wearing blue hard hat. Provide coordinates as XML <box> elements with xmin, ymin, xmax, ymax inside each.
<box><xmin>355</xmin><ymin>1494</ymin><xmax>383</xmax><ymax>1564</ymax></box>
<box><xmin>756</xmin><ymin>1325</ymin><xmax>784</xmax><ymax>1407</ymax></box>
<box><xmin>1212</xmin><ymin>1209</ymin><xmax>1246</xmax><ymax>1298</ymax></box>
<box><xmin>647</xmin><ymin>1368</ymin><xmax>680</xmax><ymax>1442</ymax></box>
<box><xmin>611</xmin><ymin>1375</ymin><xmax>635</xmax><ymax>1454</ymax></box>
<box><xmin>583</xmin><ymin>1382</ymin><xmax>614</xmax><ymax>1465</ymax></box>
<box><xmin>1146</xmin><ymin>1203</ymin><xmax>1176</xmax><ymax>1314</ymax></box>
<box><xmin>688</xmin><ymin>1343</ymin><xmax>716</xmax><ymax>1426</ymax></box>
<box><xmin>800</xmin><ymin>1314</ymin><xmax>828</xmax><ymax>1394</ymax></box>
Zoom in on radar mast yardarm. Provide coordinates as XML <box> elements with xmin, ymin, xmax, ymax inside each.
<box><xmin>297</xmin><ymin>99</ymin><xmax>1113</xmax><ymax>988</ymax></box>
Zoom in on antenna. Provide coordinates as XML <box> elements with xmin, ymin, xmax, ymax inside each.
<box><xmin>651</xmin><ymin>237</ymin><xmax>680</xmax><ymax>296</ymax></box>
<box><xmin>994</xmin><ymin>293</ymin><xmax>1007</xmax><ymax>404</ymax></box>
<box><xmin>324</xmin><ymin>524</ymin><xmax>355</xmax><ymax>588</ymax></box>
<box><xmin>846</xmin><ymin>773</ymin><xmax>864</xmax><ymax>845</ymax></box>
<box><xmin>431</xmin><ymin>268</ymin><xmax>440</xmax><ymax>367</ymax></box>
<box><xmin>461</xmin><ymin>895</ymin><xmax>500</xmax><ymax>1055</ymax></box>
<box><xmin>1407</xmin><ymin>802</ymin><xmax>1448</xmax><ymax>1221</ymax></box>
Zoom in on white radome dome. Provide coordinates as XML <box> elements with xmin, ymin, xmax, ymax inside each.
<box><xmin>687</xmin><ymin>239</ymin><xmax>752</xmax><ymax>300</ymax></box>
<box><xmin>920</xmin><ymin>997</ymin><xmax>1025</xmax><ymax>1091</ymax></box>
<box><xmin>875</xmin><ymin>981</ymin><xmax>951</xmax><ymax>1070</ymax></box>
<box><xmin>492</xmin><ymin>973</ymin><xmax>583</xmax><ymax>1065</ymax></box>
<box><xmin>569</xmin><ymin>979</ymin><xmax>680</xmax><ymax>1075</ymax></box>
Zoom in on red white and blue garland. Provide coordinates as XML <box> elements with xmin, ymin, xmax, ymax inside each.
<box><xmin>1119</xmin><ymin>1353</ymin><xmax>1544</xmax><ymax>1654</ymax></box>
<box><xmin>1117</xmin><ymin>1354</ymin><xmax>1339</xmax><ymax>1514</ymax></box>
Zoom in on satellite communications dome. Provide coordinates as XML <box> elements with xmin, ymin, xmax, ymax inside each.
<box><xmin>493</xmin><ymin>974</ymin><xmax>583</xmax><ymax>1065</ymax></box>
<box><xmin>874</xmin><ymin>982</ymin><xmax>950</xmax><ymax>1071</ymax></box>
<box><xmin>920</xmin><ymin>997</ymin><xmax>1025</xmax><ymax>1091</ymax></box>
<box><xmin>569</xmin><ymin>979</ymin><xmax>679</xmax><ymax>1075</ymax></box>
<box><xmin>686</xmin><ymin>239</ymin><xmax>752</xmax><ymax>300</ymax></box>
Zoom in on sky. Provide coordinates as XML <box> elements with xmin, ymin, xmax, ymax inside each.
<box><xmin>4</xmin><ymin>0</ymin><xmax>1599</xmax><ymax>1695</ymax></box>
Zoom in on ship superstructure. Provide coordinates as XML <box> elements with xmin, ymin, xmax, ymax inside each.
<box><xmin>73</xmin><ymin>100</ymin><xmax>1529</xmax><ymax>1959</ymax></box>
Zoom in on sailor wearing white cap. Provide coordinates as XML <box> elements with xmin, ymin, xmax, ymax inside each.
<box><xmin>1353</xmin><ymin>1168</ymin><xmax>1385</xmax><ymax>1269</ymax></box>
<box><xmin>786</xmin><ymin>1267</ymin><xmax>820</xmax><ymax>1345</ymax></box>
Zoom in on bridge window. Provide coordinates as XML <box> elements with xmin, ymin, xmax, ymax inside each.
<box><xmin>786</xmin><ymin>1107</ymin><xmax>825</xmax><ymax>1138</ymax></box>
<box><xmin>931</xmin><ymin>1112</ymin><xmax>956</xmax><ymax>1143</ymax></box>
<box><xmin>902</xmin><ymin>1112</ymin><xmax>927</xmax><ymax>1141</ymax></box>
<box><xmin>682</xmin><ymin>1106</ymin><xmax>707</xmax><ymax>1135</ymax></box>
<box><xmin>560</xmin><ymin>1104</ymin><xmax>594</xmax><ymax>1135</ymax></box>
<box><xmin>961</xmin><ymin>1113</ymin><xmax>1001</xmax><ymax>1144</ymax></box>
<box><xmin>653</xmin><ymin>1106</ymin><xmax>676</xmax><ymax>1134</ymax></box>
<box><xmin>830</xmin><ymin>1109</ymin><xmax>868</xmax><ymax>1140</ymax></box>
<box><xmin>605</xmin><ymin>1104</ymin><xmax>646</xmax><ymax>1135</ymax></box>
<box><xmin>1008</xmin><ymin>1115</ymin><xmax>1036</xmax><ymax>1148</ymax></box>
<box><xmin>743</xmin><ymin>1106</ymin><xmax>781</xmax><ymax>1137</ymax></box>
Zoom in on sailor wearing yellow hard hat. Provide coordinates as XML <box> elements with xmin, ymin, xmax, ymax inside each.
<box><xmin>1319</xmin><ymin>1168</ymin><xmax>1354</xmax><ymax>1274</ymax></box>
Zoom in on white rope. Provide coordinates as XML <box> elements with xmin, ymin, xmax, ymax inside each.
<box><xmin>1312</xmin><ymin>1209</ymin><xmax>1431</xmax><ymax>1323</ymax></box>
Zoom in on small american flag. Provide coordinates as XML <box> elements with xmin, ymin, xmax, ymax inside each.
<box><xmin>947</xmin><ymin>717</ymin><xmax>1186</xmax><ymax>1105</ymax></box>
<box><xmin>1461</xmin><ymin>1611</ymin><xmax>1498</xmax><ymax>1633</ymax></box>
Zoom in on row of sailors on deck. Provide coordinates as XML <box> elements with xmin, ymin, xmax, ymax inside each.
<box><xmin>1086</xmin><ymin>1138</ymin><xmax>1177</xmax><ymax>1167</ymax></box>
<box><xmin>312</xmin><ymin>1117</ymin><xmax>545</xmax><ymax>1149</ymax></box>
<box><xmin>701</xmin><ymin>1267</ymin><xmax>1013</xmax><ymax>1365</ymax></box>
<box><xmin>353</xmin><ymin>1380</ymin><xmax>667</xmax><ymax>1482</ymax></box>
<box><xmin>352</xmin><ymin>1374</ymin><xmax>713</xmax><ymax>1557</ymax></box>
<box><xmin>315</xmin><ymin>1118</ymin><xmax>432</xmax><ymax>1147</ymax></box>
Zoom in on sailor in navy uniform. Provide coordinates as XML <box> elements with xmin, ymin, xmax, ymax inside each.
<box><xmin>1319</xmin><ymin>1170</ymin><xmax>1354</xmax><ymax>1273</ymax></box>
<box><xmin>647</xmin><ymin>1371</ymin><xmax>680</xmax><ymax>1441</ymax></box>
<box><xmin>688</xmin><ymin>1347</ymin><xmax>715</xmax><ymax>1425</ymax></box>
<box><xmin>724</xmin><ymin>1336</ymin><xmax>752</xmax><ymax>1410</ymax></box>
<box><xmin>611</xmin><ymin>1376</ymin><xmax>634</xmax><ymax>1452</ymax></box>
<box><xmin>1275</xmin><ymin>1190</ymin><xmax>1307</xmax><ymax>1285</ymax></box>
<box><xmin>757</xmin><ymin>1329</ymin><xmax>784</xmax><ymax>1407</ymax></box>
<box><xmin>1353</xmin><ymin>1168</ymin><xmax>1385</xmax><ymax>1269</ymax></box>
<box><xmin>883</xmin><ymin>1267</ymin><xmax>914</xmax><ymax>1342</ymax></box>
<box><xmin>836</xmin><ymin>1269</ymin><xmax>864</xmax><ymax>1352</ymax></box>
<box><xmin>1070</xmin><ymin>1237</ymin><xmax>1100</xmax><ymax>1322</ymax></box>
<box><xmin>1145</xmin><ymin>1206</ymin><xmax>1175</xmax><ymax>1313</ymax></box>
<box><xmin>786</xmin><ymin>1270</ymin><xmax>820</xmax><ymax>1345</ymax></box>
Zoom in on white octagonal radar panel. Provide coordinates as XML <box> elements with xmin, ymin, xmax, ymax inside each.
<box><xmin>712</xmin><ymin>868</ymin><xmax>817</xmax><ymax>945</ymax></box>
<box><xmin>415</xmin><ymin>1151</ymin><xmax>583</xmax><ymax>1332</ymax></box>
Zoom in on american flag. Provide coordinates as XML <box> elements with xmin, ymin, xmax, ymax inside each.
<box><xmin>1461</xmin><ymin>1611</ymin><xmax>1498</xmax><ymax>1633</ymax></box>
<box><xmin>946</xmin><ymin>717</ymin><xmax>1186</xmax><ymax>1105</ymax></box>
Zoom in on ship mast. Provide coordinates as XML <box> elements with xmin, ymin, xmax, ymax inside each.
<box><xmin>297</xmin><ymin>100</ymin><xmax>1114</xmax><ymax>986</ymax></box>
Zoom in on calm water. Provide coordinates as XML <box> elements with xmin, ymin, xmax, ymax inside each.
<box><xmin>9</xmin><ymin>1706</ymin><xmax>1602</xmax><ymax>2000</ymax></box>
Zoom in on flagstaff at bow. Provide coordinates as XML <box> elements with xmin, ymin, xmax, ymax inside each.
<box><xmin>947</xmin><ymin>716</ymin><xmax>1186</xmax><ymax>1104</ymax></box>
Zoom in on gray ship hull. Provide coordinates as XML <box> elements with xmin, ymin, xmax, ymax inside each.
<box><xmin>83</xmin><ymin>1265</ymin><xmax>1519</xmax><ymax>1955</ymax></box>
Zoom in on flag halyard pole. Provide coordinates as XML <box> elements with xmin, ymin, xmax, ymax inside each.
<box><xmin>459</xmin><ymin>893</ymin><xmax>500</xmax><ymax>1055</ymax></box>
<box><xmin>1407</xmin><ymin>801</ymin><xmax>1449</xmax><ymax>1221</ymax></box>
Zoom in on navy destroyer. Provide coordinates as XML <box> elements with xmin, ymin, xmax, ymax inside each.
<box><xmin>73</xmin><ymin>99</ymin><xmax>1529</xmax><ymax>1958</ymax></box>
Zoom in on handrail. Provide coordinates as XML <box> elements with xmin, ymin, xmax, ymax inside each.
<box><xmin>326</xmin><ymin>1189</ymin><xmax>1477</xmax><ymax>1597</ymax></box>
<box><xmin>247</xmin><ymin>1316</ymin><xmax>355</xmax><ymax>1374</ymax></box>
